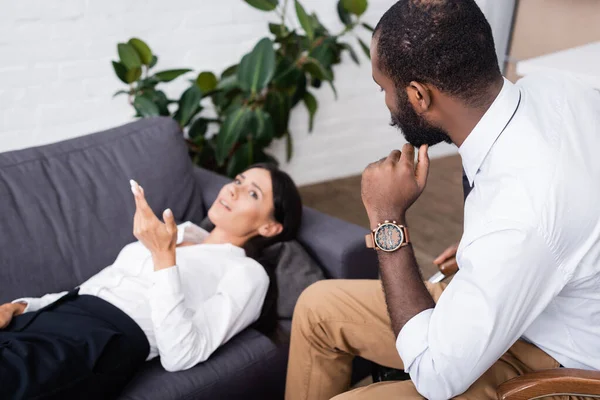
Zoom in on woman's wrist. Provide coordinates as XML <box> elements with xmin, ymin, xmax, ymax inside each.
<box><xmin>152</xmin><ymin>249</ymin><xmax>176</xmax><ymax>271</ymax></box>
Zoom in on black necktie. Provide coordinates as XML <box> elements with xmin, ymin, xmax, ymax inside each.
<box><xmin>462</xmin><ymin>169</ymin><xmax>473</xmax><ymax>201</ymax></box>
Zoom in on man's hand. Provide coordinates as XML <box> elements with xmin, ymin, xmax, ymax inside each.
<box><xmin>0</xmin><ymin>302</ymin><xmax>26</xmax><ymax>329</ymax></box>
<box><xmin>130</xmin><ymin>180</ymin><xmax>177</xmax><ymax>271</ymax></box>
<box><xmin>361</xmin><ymin>143</ymin><xmax>430</xmax><ymax>227</ymax></box>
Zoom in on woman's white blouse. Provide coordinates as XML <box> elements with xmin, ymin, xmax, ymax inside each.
<box><xmin>13</xmin><ymin>222</ymin><xmax>269</xmax><ymax>372</ymax></box>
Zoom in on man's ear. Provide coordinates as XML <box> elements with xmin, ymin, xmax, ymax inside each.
<box><xmin>407</xmin><ymin>81</ymin><xmax>432</xmax><ymax>113</ymax></box>
<box><xmin>258</xmin><ymin>221</ymin><xmax>283</xmax><ymax>238</ymax></box>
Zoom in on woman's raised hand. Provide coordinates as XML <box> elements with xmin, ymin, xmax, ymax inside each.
<box><xmin>130</xmin><ymin>180</ymin><xmax>177</xmax><ymax>270</ymax></box>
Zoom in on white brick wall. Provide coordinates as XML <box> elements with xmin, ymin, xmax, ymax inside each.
<box><xmin>0</xmin><ymin>0</ymin><xmax>512</xmax><ymax>185</ymax></box>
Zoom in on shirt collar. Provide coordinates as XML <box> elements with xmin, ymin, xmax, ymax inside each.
<box><xmin>200</xmin><ymin>243</ymin><xmax>247</xmax><ymax>257</ymax></box>
<box><xmin>458</xmin><ymin>78</ymin><xmax>521</xmax><ymax>186</ymax></box>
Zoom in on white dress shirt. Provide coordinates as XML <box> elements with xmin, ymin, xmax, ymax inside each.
<box><xmin>13</xmin><ymin>222</ymin><xmax>269</xmax><ymax>372</ymax></box>
<box><xmin>396</xmin><ymin>75</ymin><xmax>600</xmax><ymax>399</ymax></box>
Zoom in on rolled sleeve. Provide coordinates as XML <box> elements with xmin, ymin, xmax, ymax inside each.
<box><xmin>11</xmin><ymin>297</ymin><xmax>41</xmax><ymax>313</ymax></box>
<box><xmin>394</xmin><ymin>223</ymin><xmax>567</xmax><ymax>400</ymax></box>
<box><xmin>11</xmin><ymin>291</ymin><xmax>69</xmax><ymax>313</ymax></box>
<box><xmin>396</xmin><ymin>308</ymin><xmax>434</xmax><ymax>371</ymax></box>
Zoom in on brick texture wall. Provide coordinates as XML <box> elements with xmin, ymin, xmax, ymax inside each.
<box><xmin>0</xmin><ymin>0</ymin><xmax>510</xmax><ymax>185</ymax></box>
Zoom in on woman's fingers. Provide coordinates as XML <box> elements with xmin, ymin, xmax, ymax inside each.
<box><xmin>163</xmin><ymin>208</ymin><xmax>177</xmax><ymax>235</ymax></box>
<box><xmin>130</xmin><ymin>180</ymin><xmax>155</xmax><ymax>216</ymax></box>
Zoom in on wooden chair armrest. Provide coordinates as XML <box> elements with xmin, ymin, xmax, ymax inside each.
<box><xmin>497</xmin><ymin>368</ymin><xmax>600</xmax><ymax>399</ymax></box>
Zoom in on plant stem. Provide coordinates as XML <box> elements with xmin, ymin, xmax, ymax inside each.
<box><xmin>335</xmin><ymin>22</ymin><xmax>356</xmax><ymax>38</ymax></box>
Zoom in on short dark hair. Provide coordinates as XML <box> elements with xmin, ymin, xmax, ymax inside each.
<box><xmin>374</xmin><ymin>0</ymin><xmax>502</xmax><ymax>107</ymax></box>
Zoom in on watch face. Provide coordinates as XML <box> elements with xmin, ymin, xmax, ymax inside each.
<box><xmin>374</xmin><ymin>223</ymin><xmax>404</xmax><ymax>252</ymax></box>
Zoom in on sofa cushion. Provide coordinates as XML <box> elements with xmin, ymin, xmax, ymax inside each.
<box><xmin>0</xmin><ymin>117</ymin><xmax>205</xmax><ymax>303</ymax></box>
<box><xmin>118</xmin><ymin>329</ymin><xmax>286</xmax><ymax>400</ymax></box>
<box><xmin>262</xmin><ymin>241</ymin><xmax>325</xmax><ymax>318</ymax></box>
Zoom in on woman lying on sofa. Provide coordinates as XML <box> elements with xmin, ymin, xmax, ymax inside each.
<box><xmin>0</xmin><ymin>163</ymin><xmax>302</xmax><ymax>400</ymax></box>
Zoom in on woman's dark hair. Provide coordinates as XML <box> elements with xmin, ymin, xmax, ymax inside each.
<box><xmin>243</xmin><ymin>163</ymin><xmax>303</xmax><ymax>336</ymax></box>
<box><xmin>374</xmin><ymin>0</ymin><xmax>502</xmax><ymax>107</ymax></box>
<box><xmin>242</xmin><ymin>163</ymin><xmax>303</xmax><ymax>257</ymax></box>
<box><xmin>200</xmin><ymin>163</ymin><xmax>303</xmax><ymax>335</ymax></box>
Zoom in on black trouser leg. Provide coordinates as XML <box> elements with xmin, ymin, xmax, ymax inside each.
<box><xmin>0</xmin><ymin>294</ymin><xmax>149</xmax><ymax>400</ymax></box>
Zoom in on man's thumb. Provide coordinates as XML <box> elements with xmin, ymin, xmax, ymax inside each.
<box><xmin>163</xmin><ymin>208</ymin><xmax>176</xmax><ymax>233</ymax></box>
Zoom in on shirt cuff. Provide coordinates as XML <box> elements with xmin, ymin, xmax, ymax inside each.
<box><xmin>176</xmin><ymin>222</ymin><xmax>193</xmax><ymax>245</ymax></box>
<box><xmin>396</xmin><ymin>308</ymin><xmax>434</xmax><ymax>373</ymax></box>
<box><xmin>11</xmin><ymin>298</ymin><xmax>40</xmax><ymax>313</ymax></box>
<box><xmin>152</xmin><ymin>266</ymin><xmax>182</xmax><ymax>293</ymax></box>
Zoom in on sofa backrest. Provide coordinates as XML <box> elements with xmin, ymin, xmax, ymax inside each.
<box><xmin>0</xmin><ymin>117</ymin><xmax>205</xmax><ymax>303</ymax></box>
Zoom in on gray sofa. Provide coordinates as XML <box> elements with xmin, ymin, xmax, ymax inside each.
<box><xmin>0</xmin><ymin>117</ymin><xmax>378</xmax><ymax>399</ymax></box>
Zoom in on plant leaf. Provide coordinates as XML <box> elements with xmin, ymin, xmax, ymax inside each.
<box><xmin>309</xmin><ymin>37</ymin><xmax>336</xmax><ymax>69</ymax></box>
<box><xmin>265</xmin><ymin>91</ymin><xmax>291</xmax><ymax>138</ymax></box>
<box><xmin>174</xmin><ymin>85</ymin><xmax>203</xmax><ymax>127</ymax></box>
<box><xmin>337</xmin><ymin>0</ymin><xmax>352</xmax><ymax>26</ymax></box>
<box><xmin>339</xmin><ymin>42</ymin><xmax>360</xmax><ymax>65</ymax></box>
<box><xmin>302</xmin><ymin>57</ymin><xmax>332</xmax><ymax>81</ymax></box>
<box><xmin>284</xmin><ymin>131</ymin><xmax>293</xmax><ymax>162</ymax></box>
<box><xmin>112</xmin><ymin>61</ymin><xmax>129</xmax><ymax>84</ymax></box>
<box><xmin>358</xmin><ymin>37</ymin><xmax>371</xmax><ymax>60</ymax></box>
<box><xmin>125</xmin><ymin>67</ymin><xmax>142</xmax><ymax>84</ymax></box>
<box><xmin>253</xmin><ymin>108</ymin><xmax>275</xmax><ymax>142</ymax></box>
<box><xmin>153</xmin><ymin>69</ymin><xmax>192</xmax><ymax>82</ymax></box>
<box><xmin>149</xmin><ymin>55</ymin><xmax>158</xmax><ymax>68</ymax></box>
<box><xmin>113</xmin><ymin>89</ymin><xmax>130</xmax><ymax>98</ymax></box>
<box><xmin>295</xmin><ymin>0</ymin><xmax>314</xmax><ymax>42</ymax></box>
<box><xmin>327</xmin><ymin>81</ymin><xmax>338</xmax><ymax>100</ymax></box>
<box><xmin>237</xmin><ymin>37</ymin><xmax>276</xmax><ymax>94</ymax></box>
<box><xmin>291</xmin><ymin>73</ymin><xmax>308</xmax><ymax>107</ymax></box>
<box><xmin>221</xmin><ymin>64</ymin><xmax>238</xmax><ymax>78</ymax></box>
<box><xmin>142</xmin><ymin>89</ymin><xmax>170</xmax><ymax>115</ymax></box>
<box><xmin>269</xmin><ymin>23</ymin><xmax>289</xmax><ymax>39</ymax></box>
<box><xmin>188</xmin><ymin>118</ymin><xmax>210</xmax><ymax>139</ymax></box>
<box><xmin>244</xmin><ymin>0</ymin><xmax>278</xmax><ymax>11</ymax></box>
<box><xmin>118</xmin><ymin>43</ymin><xmax>142</xmax><ymax>70</ymax></box>
<box><xmin>362</xmin><ymin>22</ymin><xmax>374</xmax><ymax>32</ymax></box>
<box><xmin>216</xmin><ymin>75</ymin><xmax>240</xmax><ymax>91</ymax></box>
<box><xmin>273</xmin><ymin>57</ymin><xmax>303</xmax><ymax>87</ymax></box>
<box><xmin>133</xmin><ymin>96</ymin><xmax>160</xmax><ymax>117</ymax></box>
<box><xmin>227</xmin><ymin>142</ymin><xmax>255</xmax><ymax>178</ymax></box>
<box><xmin>342</xmin><ymin>0</ymin><xmax>367</xmax><ymax>16</ymax></box>
<box><xmin>196</xmin><ymin>71</ymin><xmax>218</xmax><ymax>93</ymax></box>
<box><xmin>128</xmin><ymin>38</ymin><xmax>153</xmax><ymax>66</ymax></box>
<box><xmin>302</xmin><ymin>91</ymin><xmax>318</xmax><ymax>132</ymax></box>
<box><xmin>216</xmin><ymin>107</ymin><xmax>253</xmax><ymax>166</ymax></box>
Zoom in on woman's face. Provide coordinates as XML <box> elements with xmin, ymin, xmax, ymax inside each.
<box><xmin>208</xmin><ymin>168</ymin><xmax>282</xmax><ymax>239</ymax></box>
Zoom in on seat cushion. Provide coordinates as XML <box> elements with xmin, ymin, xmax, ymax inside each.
<box><xmin>0</xmin><ymin>117</ymin><xmax>205</xmax><ymax>303</ymax></box>
<box><xmin>118</xmin><ymin>329</ymin><xmax>287</xmax><ymax>400</ymax></box>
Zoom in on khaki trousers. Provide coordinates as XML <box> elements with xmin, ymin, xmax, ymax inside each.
<box><xmin>285</xmin><ymin>279</ymin><xmax>592</xmax><ymax>400</ymax></box>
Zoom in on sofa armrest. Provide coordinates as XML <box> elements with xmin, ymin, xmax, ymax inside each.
<box><xmin>497</xmin><ymin>368</ymin><xmax>600</xmax><ymax>400</ymax></box>
<box><xmin>193</xmin><ymin>166</ymin><xmax>230</xmax><ymax>213</ymax></box>
<box><xmin>298</xmin><ymin>207</ymin><xmax>378</xmax><ymax>280</ymax></box>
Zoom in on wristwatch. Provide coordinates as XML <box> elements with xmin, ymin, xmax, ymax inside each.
<box><xmin>365</xmin><ymin>220</ymin><xmax>410</xmax><ymax>252</ymax></box>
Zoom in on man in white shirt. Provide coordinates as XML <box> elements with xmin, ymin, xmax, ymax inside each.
<box><xmin>285</xmin><ymin>1</ymin><xmax>600</xmax><ymax>399</ymax></box>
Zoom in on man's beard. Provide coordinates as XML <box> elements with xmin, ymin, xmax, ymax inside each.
<box><xmin>390</xmin><ymin>90</ymin><xmax>452</xmax><ymax>147</ymax></box>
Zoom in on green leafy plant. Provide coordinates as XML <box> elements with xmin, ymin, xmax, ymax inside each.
<box><xmin>112</xmin><ymin>0</ymin><xmax>371</xmax><ymax>177</ymax></box>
